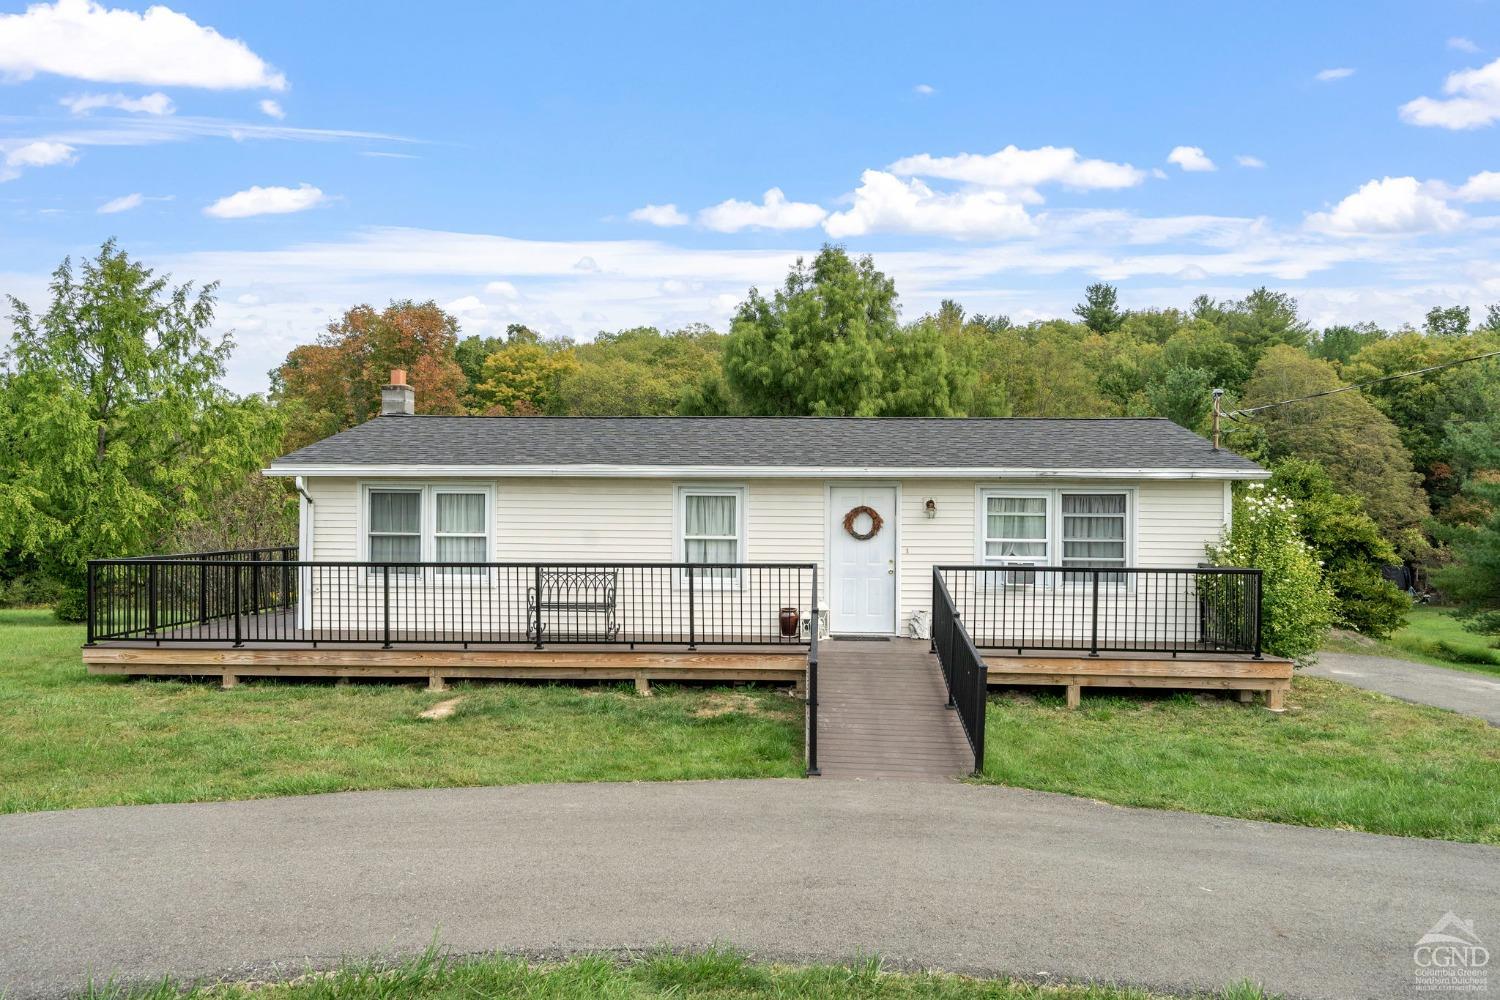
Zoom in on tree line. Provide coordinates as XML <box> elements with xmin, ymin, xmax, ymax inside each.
<box><xmin>3</xmin><ymin>241</ymin><xmax>1499</xmax><ymax>649</ymax></box>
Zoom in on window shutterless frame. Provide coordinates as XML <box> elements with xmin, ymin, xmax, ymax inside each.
<box><xmin>674</xmin><ymin>484</ymin><xmax>746</xmax><ymax>589</ymax></box>
<box><xmin>975</xmin><ymin>486</ymin><xmax>1136</xmax><ymax>590</ymax></box>
<box><xmin>359</xmin><ymin>482</ymin><xmax>495</xmax><ymax>582</ymax></box>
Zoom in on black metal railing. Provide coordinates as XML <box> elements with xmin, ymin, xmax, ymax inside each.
<box><xmin>934</xmin><ymin>565</ymin><xmax>1262</xmax><ymax>657</ymax></box>
<box><xmin>932</xmin><ymin>568</ymin><xmax>986</xmax><ymax>774</ymax></box>
<box><xmin>87</xmin><ymin>554</ymin><xmax>817</xmax><ymax>651</ymax></box>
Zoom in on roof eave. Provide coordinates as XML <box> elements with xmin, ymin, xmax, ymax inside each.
<box><xmin>264</xmin><ymin>463</ymin><xmax>1269</xmax><ymax>480</ymax></box>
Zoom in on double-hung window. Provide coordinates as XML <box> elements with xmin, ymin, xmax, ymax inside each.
<box><xmin>680</xmin><ymin>487</ymin><xmax>743</xmax><ymax>584</ymax></box>
<box><xmin>433</xmin><ymin>489</ymin><xmax>489</xmax><ymax>575</ymax></box>
<box><xmin>368</xmin><ymin>489</ymin><xmax>422</xmax><ymax>569</ymax></box>
<box><xmin>1061</xmin><ymin>493</ymin><xmax>1128</xmax><ymax>582</ymax></box>
<box><xmin>983</xmin><ymin>494</ymin><xmax>1048</xmax><ymax>586</ymax></box>
<box><xmin>980</xmin><ymin>489</ymin><xmax>1131</xmax><ymax>586</ymax></box>
<box><xmin>364</xmin><ymin>485</ymin><xmax>492</xmax><ymax>575</ymax></box>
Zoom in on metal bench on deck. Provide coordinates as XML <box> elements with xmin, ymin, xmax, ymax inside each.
<box><xmin>527</xmin><ymin>569</ymin><xmax>620</xmax><ymax>643</ymax></box>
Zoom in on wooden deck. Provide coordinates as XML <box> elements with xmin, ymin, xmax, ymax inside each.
<box><xmin>815</xmin><ymin>639</ymin><xmax>974</xmax><ymax>781</ymax></box>
<box><xmin>84</xmin><ymin>612</ymin><xmax>808</xmax><ymax>693</ymax></box>
<box><xmin>981</xmin><ymin>649</ymin><xmax>1294</xmax><ymax>711</ymax></box>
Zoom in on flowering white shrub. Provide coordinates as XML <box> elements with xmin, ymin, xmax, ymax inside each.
<box><xmin>1208</xmin><ymin>484</ymin><xmax>1335</xmax><ymax>663</ymax></box>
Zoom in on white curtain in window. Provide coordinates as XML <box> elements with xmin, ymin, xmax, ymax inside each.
<box><xmin>986</xmin><ymin>496</ymin><xmax>1046</xmax><ymax>560</ymax></box>
<box><xmin>685</xmin><ymin>494</ymin><xmax>737</xmax><ymax>565</ymax></box>
<box><xmin>370</xmin><ymin>491</ymin><xmax>421</xmax><ymax>564</ymax></box>
<box><xmin>436</xmin><ymin>493</ymin><xmax>485</xmax><ymax>534</ymax></box>
<box><xmin>1062</xmin><ymin>493</ymin><xmax>1126</xmax><ymax>565</ymax></box>
<box><xmin>370</xmin><ymin>491</ymin><xmax>420</xmax><ymax>532</ymax></box>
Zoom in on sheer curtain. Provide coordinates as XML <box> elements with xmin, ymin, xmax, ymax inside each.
<box><xmin>985</xmin><ymin>496</ymin><xmax>1047</xmax><ymax>560</ymax></box>
<box><xmin>436</xmin><ymin>492</ymin><xmax>487</xmax><ymax>563</ymax></box>
<box><xmin>369</xmin><ymin>490</ymin><xmax>421</xmax><ymax>563</ymax></box>
<box><xmin>685</xmin><ymin>494</ymin><xmax>737</xmax><ymax>563</ymax></box>
<box><xmin>1061</xmin><ymin>494</ymin><xmax>1126</xmax><ymax>567</ymax></box>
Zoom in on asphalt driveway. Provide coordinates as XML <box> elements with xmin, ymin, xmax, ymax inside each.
<box><xmin>1309</xmin><ymin>651</ymin><xmax>1500</xmax><ymax>725</ymax></box>
<box><xmin>2</xmin><ymin>780</ymin><xmax>1496</xmax><ymax>1000</ymax></box>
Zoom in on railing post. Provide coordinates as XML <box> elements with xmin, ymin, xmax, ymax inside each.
<box><xmin>231</xmin><ymin>564</ymin><xmax>243</xmax><ymax>648</ymax></box>
<box><xmin>1252</xmin><ymin>571</ymin><xmax>1263</xmax><ymax>659</ymax></box>
<box><xmin>250</xmin><ymin>550</ymin><xmax>261</xmax><ymax>616</ymax></box>
<box><xmin>687</xmin><ymin>564</ymin><xmax>697</xmax><ymax>650</ymax></box>
<box><xmin>146</xmin><ymin>561</ymin><xmax>158</xmax><ymax>637</ymax></box>
<box><xmin>85</xmin><ymin>562</ymin><xmax>96</xmax><ymax>646</ymax></box>
<box><xmin>381</xmin><ymin>564</ymin><xmax>392</xmax><ymax>650</ymax></box>
<box><xmin>1088</xmin><ymin>570</ymin><xmax>1100</xmax><ymax>657</ymax></box>
<box><xmin>807</xmin><ymin>564</ymin><xmax>819</xmax><ymax>776</ymax></box>
<box><xmin>197</xmin><ymin>560</ymin><xmax>208</xmax><ymax>625</ymax></box>
<box><xmin>973</xmin><ymin>662</ymin><xmax>987</xmax><ymax>775</ymax></box>
<box><xmin>946</xmin><ymin>612</ymin><xmax>959</xmax><ymax>709</ymax></box>
<box><xmin>533</xmin><ymin>563</ymin><xmax>544</xmax><ymax>649</ymax></box>
<box><xmin>930</xmin><ymin>569</ymin><xmax>938</xmax><ymax>654</ymax></box>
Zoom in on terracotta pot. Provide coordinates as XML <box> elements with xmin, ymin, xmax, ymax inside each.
<box><xmin>778</xmin><ymin>607</ymin><xmax>801</xmax><ymax>637</ymax></box>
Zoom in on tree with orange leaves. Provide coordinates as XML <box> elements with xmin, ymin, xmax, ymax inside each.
<box><xmin>272</xmin><ymin>299</ymin><xmax>467</xmax><ymax>450</ymax></box>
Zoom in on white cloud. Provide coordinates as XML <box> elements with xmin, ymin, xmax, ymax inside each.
<box><xmin>913</xmin><ymin>83</ymin><xmax>936</xmax><ymax>96</ymax></box>
<box><xmin>360</xmin><ymin>150</ymin><xmax>419</xmax><ymax>159</ymax></box>
<box><xmin>1167</xmin><ymin>146</ymin><xmax>1216</xmax><ymax>172</ymax></box>
<box><xmin>1400</xmin><ymin>56</ymin><xmax>1500</xmax><ymax>129</ymax></box>
<box><xmin>822</xmin><ymin>170</ymin><xmax>1034</xmax><ymax>239</ymax></box>
<box><xmin>60</xmin><ymin>91</ymin><xmax>174</xmax><ymax>115</ymax></box>
<box><xmin>1316</xmin><ymin>67</ymin><xmax>1356</xmax><ymax>82</ymax></box>
<box><xmin>628</xmin><ymin>203</ymin><xmax>689</xmax><ymax>227</ymax></box>
<box><xmin>698</xmin><ymin>188</ymin><xmax>827</xmax><ymax>232</ymax></box>
<box><xmin>1235</xmin><ymin>154</ymin><xmax>1266</xmax><ymax>169</ymax></box>
<box><xmin>444</xmin><ymin>294</ymin><xmax>485</xmax><ymax>315</ymax></box>
<box><xmin>573</xmin><ymin>256</ymin><xmax>599</xmax><ymax>272</ymax></box>
<box><xmin>258</xmin><ymin>99</ymin><xmax>285</xmax><ymax>120</ymax></box>
<box><xmin>0</xmin><ymin>0</ymin><xmax>286</xmax><ymax>90</ymax></box>
<box><xmin>1</xmin><ymin>139</ymin><xmax>76</xmax><ymax>179</ymax></box>
<box><xmin>1454</xmin><ymin>170</ymin><xmax>1500</xmax><ymax>202</ymax></box>
<box><xmin>484</xmin><ymin>280</ymin><xmax>519</xmax><ymax>299</ymax></box>
<box><xmin>888</xmin><ymin>144</ymin><xmax>1145</xmax><ymax>196</ymax></box>
<box><xmin>5</xmin><ymin>140</ymin><xmax>75</xmax><ymax>167</ymax></box>
<box><xmin>1306</xmin><ymin>176</ymin><xmax>1464</xmax><ymax>234</ymax></box>
<box><xmin>1448</xmin><ymin>37</ymin><xmax>1480</xmax><ymax>54</ymax></box>
<box><xmin>98</xmin><ymin>191</ymin><xmax>143</xmax><ymax>213</ymax></box>
<box><xmin>204</xmin><ymin>183</ymin><xmax>325</xmax><ymax>219</ymax></box>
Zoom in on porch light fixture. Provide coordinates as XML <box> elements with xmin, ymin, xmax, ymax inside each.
<box><xmin>924</xmin><ymin>498</ymin><xmax>937</xmax><ymax>519</ymax></box>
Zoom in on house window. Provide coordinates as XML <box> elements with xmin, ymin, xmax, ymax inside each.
<box><xmin>364</xmin><ymin>484</ymin><xmax>493</xmax><ymax>573</ymax></box>
<box><xmin>434</xmin><ymin>490</ymin><xmax>488</xmax><ymax>574</ymax></box>
<box><xmin>680</xmin><ymin>488</ymin><xmax>742</xmax><ymax>582</ymax></box>
<box><xmin>368</xmin><ymin>489</ymin><xmax>422</xmax><ymax>566</ymax></box>
<box><xmin>1061</xmin><ymin>493</ymin><xmax>1128</xmax><ymax>579</ymax></box>
<box><xmin>983</xmin><ymin>494</ymin><xmax>1048</xmax><ymax>585</ymax></box>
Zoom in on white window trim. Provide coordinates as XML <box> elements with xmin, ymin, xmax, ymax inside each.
<box><xmin>358</xmin><ymin>481</ymin><xmax>495</xmax><ymax>582</ymax></box>
<box><xmin>673</xmin><ymin>484</ymin><xmax>747</xmax><ymax>590</ymax></box>
<box><xmin>977</xmin><ymin>488</ymin><xmax>1051</xmax><ymax>586</ymax></box>
<box><xmin>974</xmin><ymin>485</ymin><xmax>1137</xmax><ymax>588</ymax></box>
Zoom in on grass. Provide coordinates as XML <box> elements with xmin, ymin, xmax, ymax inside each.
<box><xmin>974</xmin><ymin>678</ymin><xmax>1500</xmax><ymax>844</ymax></box>
<box><xmin>0</xmin><ymin>608</ymin><xmax>803</xmax><ymax>815</ymax></box>
<box><xmin>83</xmin><ymin>946</ymin><xmax>1279</xmax><ymax>1000</ymax></box>
<box><xmin>1322</xmin><ymin>607</ymin><xmax>1500</xmax><ymax>676</ymax></box>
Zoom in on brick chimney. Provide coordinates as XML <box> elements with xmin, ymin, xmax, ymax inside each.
<box><xmin>381</xmin><ymin>368</ymin><xmax>414</xmax><ymax>416</ymax></box>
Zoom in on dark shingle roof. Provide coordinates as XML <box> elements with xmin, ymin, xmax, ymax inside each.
<box><xmin>269</xmin><ymin>416</ymin><xmax>1264</xmax><ymax>475</ymax></box>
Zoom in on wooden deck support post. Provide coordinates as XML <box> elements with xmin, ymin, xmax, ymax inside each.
<box><xmin>1065</xmin><ymin>683</ymin><xmax>1081</xmax><ymax>710</ymax></box>
<box><xmin>634</xmin><ymin>673</ymin><xmax>652</xmax><ymax>697</ymax></box>
<box><xmin>427</xmin><ymin>673</ymin><xmax>447</xmax><ymax>692</ymax></box>
<box><xmin>1265</xmin><ymin>684</ymin><xmax>1287</xmax><ymax>713</ymax></box>
<box><xmin>1237</xmin><ymin>689</ymin><xmax>1253</xmax><ymax>704</ymax></box>
<box><xmin>221</xmin><ymin>672</ymin><xmax>239</xmax><ymax>690</ymax></box>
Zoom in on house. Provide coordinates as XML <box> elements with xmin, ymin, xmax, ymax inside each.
<box><xmin>82</xmin><ymin>371</ymin><xmax>1292</xmax><ymax>774</ymax></box>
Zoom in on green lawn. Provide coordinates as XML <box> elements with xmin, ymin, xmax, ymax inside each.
<box><xmin>974</xmin><ymin>678</ymin><xmax>1500</xmax><ymax>844</ymax></box>
<box><xmin>1323</xmin><ymin>607</ymin><xmax>1500</xmax><ymax>676</ymax></box>
<box><xmin>0</xmin><ymin>609</ymin><xmax>803</xmax><ymax>815</ymax></box>
<box><xmin>87</xmin><ymin>947</ymin><xmax>1276</xmax><ymax>1000</ymax></box>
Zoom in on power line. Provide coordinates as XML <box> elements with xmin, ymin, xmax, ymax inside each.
<box><xmin>1225</xmin><ymin>348</ymin><xmax>1500</xmax><ymax>418</ymax></box>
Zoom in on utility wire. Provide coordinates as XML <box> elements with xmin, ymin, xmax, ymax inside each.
<box><xmin>1225</xmin><ymin>348</ymin><xmax>1500</xmax><ymax>418</ymax></box>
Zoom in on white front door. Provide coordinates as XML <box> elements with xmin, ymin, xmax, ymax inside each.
<box><xmin>829</xmin><ymin>485</ymin><xmax>897</xmax><ymax>635</ymax></box>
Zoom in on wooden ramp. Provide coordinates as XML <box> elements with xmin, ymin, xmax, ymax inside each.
<box><xmin>815</xmin><ymin>638</ymin><xmax>974</xmax><ymax>781</ymax></box>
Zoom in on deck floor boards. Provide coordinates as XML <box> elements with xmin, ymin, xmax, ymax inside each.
<box><xmin>814</xmin><ymin>638</ymin><xmax>973</xmax><ymax>782</ymax></box>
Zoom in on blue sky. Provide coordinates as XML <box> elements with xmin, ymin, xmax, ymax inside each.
<box><xmin>2</xmin><ymin>0</ymin><xmax>1499</xmax><ymax>392</ymax></box>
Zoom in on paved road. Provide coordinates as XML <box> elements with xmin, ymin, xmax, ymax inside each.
<box><xmin>3</xmin><ymin>782</ymin><xmax>1496</xmax><ymax>1000</ymax></box>
<box><xmin>1309</xmin><ymin>651</ymin><xmax>1500</xmax><ymax>725</ymax></box>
